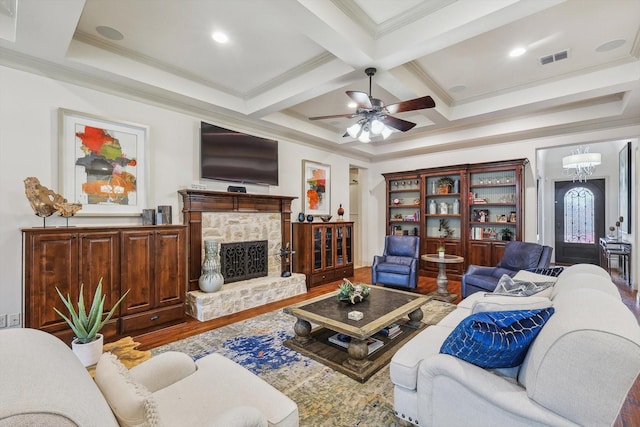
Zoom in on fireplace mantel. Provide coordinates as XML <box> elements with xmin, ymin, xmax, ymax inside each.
<box><xmin>179</xmin><ymin>190</ymin><xmax>296</xmax><ymax>291</ymax></box>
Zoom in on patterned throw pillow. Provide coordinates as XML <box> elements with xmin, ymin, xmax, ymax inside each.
<box><xmin>493</xmin><ymin>274</ymin><xmax>555</xmax><ymax>297</ymax></box>
<box><xmin>440</xmin><ymin>308</ymin><xmax>555</xmax><ymax>368</ymax></box>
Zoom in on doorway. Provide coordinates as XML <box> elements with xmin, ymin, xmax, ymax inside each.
<box><xmin>554</xmin><ymin>179</ymin><xmax>605</xmax><ymax>265</ymax></box>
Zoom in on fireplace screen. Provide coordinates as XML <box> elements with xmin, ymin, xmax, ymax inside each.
<box><xmin>220</xmin><ymin>240</ymin><xmax>268</xmax><ymax>283</ymax></box>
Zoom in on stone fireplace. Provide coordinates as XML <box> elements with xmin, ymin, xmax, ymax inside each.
<box><xmin>179</xmin><ymin>190</ymin><xmax>306</xmax><ymax>321</ymax></box>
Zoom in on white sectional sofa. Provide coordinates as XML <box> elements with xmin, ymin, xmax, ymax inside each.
<box><xmin>0</xmin><ymin>328</ymin><xmax>298</xmax><ymax>427</ymax></box>
<box><xmin>390</xmin><ymin>264</ymin><xmax>640</xmax><ymax>427</ymax></box>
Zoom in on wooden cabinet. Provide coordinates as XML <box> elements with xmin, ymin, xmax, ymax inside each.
<box><xmin>23</xmin><ymin>225</ymin><xmax>186</xmax><ymax>343</ymax></box>
<box><xmin>293</xmin><ymin>222</ymin><xmax>354</xmax><ymax>288</ymax></box>
<box><xmin>383</xmin><ymin>159</ymin><xmax>527</xmax><ymax>277</ymax></box>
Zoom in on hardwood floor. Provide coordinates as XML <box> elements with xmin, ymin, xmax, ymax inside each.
<box><xmin>130</xmin><ymin>268</ymin><xmax>640</xmax><ymax>426</ymax></box>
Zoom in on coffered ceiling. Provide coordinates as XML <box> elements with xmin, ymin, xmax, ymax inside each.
<box><xmin>1</xmin><ymin>0</ymin><xmax>639</xmax><ymax>160</ymax></box>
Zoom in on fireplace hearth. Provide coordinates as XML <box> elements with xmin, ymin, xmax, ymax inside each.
<box><xmin>220</xmin><ymin>240</ymin><xmax>268</xmax><ymax>283</ymax></box>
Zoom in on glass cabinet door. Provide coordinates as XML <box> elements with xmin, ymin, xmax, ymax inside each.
<box><xmin>313</xmin><ymin>226</ymin><xmax>322</xmax><ymax>270</ymax></box>
<box><xmin>324</xmin><ymin>226</ymin><xmax>333</xmax><ymax>268</ymax></box>
<box><xmin>336</xmin><ymin>225</ymin><xmax>344</xmax><ymax>265</ymax></box>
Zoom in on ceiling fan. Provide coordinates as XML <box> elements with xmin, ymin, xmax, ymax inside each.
<box><xmin>308</xmin><ymin>67</ymin><xmax>436</xmax><ymax>142</ymax></box>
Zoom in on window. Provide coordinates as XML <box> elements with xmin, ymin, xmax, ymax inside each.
<box><xmin>563</xmin><ymin>187</ymin><xmax>595</xmax><ymax>243</ymax></box>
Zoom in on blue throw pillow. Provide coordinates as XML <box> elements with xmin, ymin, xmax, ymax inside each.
<box><xmin>440</xmin><ymin>308</ymin><xmax>555</xmax><ymax>368</ymax></box>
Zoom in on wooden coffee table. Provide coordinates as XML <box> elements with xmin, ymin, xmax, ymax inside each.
<box><xmin>283</xmin><ymin>285</ymin><xmax>429</xmax><ymax>382</ymax></box>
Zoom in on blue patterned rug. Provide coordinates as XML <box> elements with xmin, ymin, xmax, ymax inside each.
<box><xmin>152</xmin><ymin>301</ymin><xmax>456</xmax><ymax>427</ymax></box>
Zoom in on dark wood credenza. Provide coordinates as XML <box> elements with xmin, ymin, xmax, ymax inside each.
<box><xmin>22</xmin><ymin>225</ymin><xmax>186</xmax><ymax>344</ymax></box>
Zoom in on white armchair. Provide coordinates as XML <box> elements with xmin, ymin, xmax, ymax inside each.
<box><xmin>95</xmin><ymin>351</ymin><xmax>299</xmax><ymax>427</ymax></box>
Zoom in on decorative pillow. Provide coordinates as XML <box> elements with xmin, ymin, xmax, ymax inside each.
<box><xmin>440</xmin><ymin>308</ymin><xmax>555</xmax><ymax>368</ymax></box>
<box><xmin>94</xmin><ymin>352</ymin><xmax>160</xmax><ymax>427</ymax></box>
<box><xmin>493</xmin><ymin>274</ymin><xmax>555</xmax><ymax>297</ymax></box>
<box><xmin>471</xmin><ymin>295</ymin><xmax>552</xmax><ymax>314</ymax></box>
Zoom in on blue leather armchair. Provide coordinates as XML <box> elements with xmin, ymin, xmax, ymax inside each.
<box><xmin>372</xmin><ymin>235</ymin><xmax>420</xmax><ymax>289</ymax></box>
<box><xmin>461</xmin><ymin>241</ymin><xmax>553</xmax><ymax>297</ymax></box>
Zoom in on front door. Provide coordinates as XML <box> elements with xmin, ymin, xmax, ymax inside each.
<box><xmin>554</xmin><ymin>179</ymin><xmax>605</xmax><ymax>265</ymax></box>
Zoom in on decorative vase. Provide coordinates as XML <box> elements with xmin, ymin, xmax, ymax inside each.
<box><xmin>429</xmin><ymin>200</ymin><xmax>436</xmax><ymax>214</ymax></box>
<box><xmin>297</xmin><ymin>212</ymin><xmax>305</xmax><ymax>222</ymax></box>
<box><xmin>198</xmin><ymin>239</ymin><xmax>224</xmax><ymax>293</ymax></box>
<box><xmin>337</xmin><ymin>204</ymin><xmax>345</xmax><ymax>220</ymax></box>
<box><xmin>306</xmin><ymin>214</ymin><xmax>314</xmax><ymax>222</ymax></box>
<box><xmin>72</xmin><ymin>333</ymin><xmax>103</xmax><ymax>367</ymax></box>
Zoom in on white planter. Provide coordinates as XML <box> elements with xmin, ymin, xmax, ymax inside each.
<box><xmin>72</xmin><ymin>333</ymin><xmax>104</xmax><ymax>367</ymax></box>
<box><xmin>438</xmin><ymin>252</ymin><xmax>445</xmax><ymax>259</ymax></box>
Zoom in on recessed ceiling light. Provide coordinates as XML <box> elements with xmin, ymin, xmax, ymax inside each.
<box><xmin>595</xmin><ymin>39</ymin><xmax>626</xmax><ymax>52</ymax></box>
<box><xmin>348</xmin><ymin>102</ymin><xmax>357</xmax><ymax>109</ymax></box>
<box><xmin>449</xmin><ymin>85</ymin><xmax>466</xmax><ymax>93</ymax></box>
<box><xmin>509</xmin><ymin>47</ymin><xmax>527</xmax><ymax>58</ymax></box>
<box><xmin>96</xmin><ymin>26</ymin><xmax>124</xmax><ymax>41</ymax></box>
<box><xmin>211</xmin><ymin>31</ymin><xmax>229</xmax><ymax>44</ymax></box>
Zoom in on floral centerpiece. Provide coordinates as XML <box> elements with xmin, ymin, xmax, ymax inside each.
<box><xmin>337</xmin><ymin>278</ymin><xmax>370</xmax><ymax>304</ymax></box>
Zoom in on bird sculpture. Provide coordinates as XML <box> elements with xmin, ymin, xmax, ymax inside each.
<box><xmin>24</xmin><ymin>177</ymin><xmax>82</xmax><ymax>218</ymax></box>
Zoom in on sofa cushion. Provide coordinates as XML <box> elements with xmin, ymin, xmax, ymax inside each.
<box><xmin>375</xmin><ymin>262</ymin><xmax>411</xmax><ymax>274</ymax></box>
<box><xmin>390</xmin><ymin>325</ymin><xmax>454</xmax><ymax>390</ymax></box>
<box><xmin>471</xmin><ymin>295</ymin><xmax>553</xmax><ymax>314</ymax></box>
<box><xmin>94</xmin><ymin>353</ymin><xmax>159</xmax><ymax>427</ymax></box>
<box><xmin>385</xmin><ymin>255</ymin><xmax>412</xmax><ymax>265</ymax></box>
<box><xmin>440</xmin><ymin>308</ymin><xmax>555</xmax><ymax>369</ymax></box>
<box><xmin>551</xmin><ymin>272</ymin><xmax>620</xmax><ymax>300</ymax></box>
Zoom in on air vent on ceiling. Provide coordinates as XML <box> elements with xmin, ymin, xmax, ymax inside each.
<box><xmin>539</xmin><ymin>49</ymin><xmax>569</xmax><ymax>65</ymax></box>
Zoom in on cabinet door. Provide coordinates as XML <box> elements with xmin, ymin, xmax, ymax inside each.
<box><xmin>25</xmin><ymin>232</ymin><xmax>79</xmax><ymax>331</ymax></box>
<box><xmin>324</xmin><ymin>225</ymin><xmax>333</xmax><ymax>269</ymax></box>
<box><xmin>79</xmin><ymin>232</ymin><xmax>120</xmax><ymax>313</ymax></box>
<box><xmin>468</xmin><ymin>241</ymin><xmax>493</xmax><ymax>266</ymax></box>
<box><xmin>154</xmin><ymin>228</ymin><xmax>186</xmax><ymax>307</ymax></box>
<box><xmin>120</xmin><ymin>230</ymin><xmax>155</xmax><ymax>315</ymax></box>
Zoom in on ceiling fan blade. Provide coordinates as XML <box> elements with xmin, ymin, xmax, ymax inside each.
<box><xmin>385</xmin><ymin>96</ymin><xmax>435</xmax><ymax>114</ymax></box>
<box><xmin>309</xmin><ymin>113</ymin><xmax>357</xmax><ymax>121</ymax></box>
<box><xmin>383</xmin><ymin>115</ymin><xmax>417</xmax><ymax>132</ymax></box>
<box><xmin>346</xmin><ymin>91</ymin><xmax>373</xmax><ymax>109</ymax></box>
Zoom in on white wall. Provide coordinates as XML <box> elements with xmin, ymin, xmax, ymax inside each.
<box><xmin>0</xmin><ymin>65</ymin><xmax>366</xmax><ymax>323</ymax></box>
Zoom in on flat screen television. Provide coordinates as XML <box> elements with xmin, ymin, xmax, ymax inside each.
<box><xmin>200</xmin><ymin>121</ymin><xmax>279</xmax><ymax>186</ymax></box>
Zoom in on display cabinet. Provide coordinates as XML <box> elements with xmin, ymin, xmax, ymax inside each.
<box><xmin>383</xmin><ymin>159</ymin><xmax>527</xmax><ymax>278</ymax></box>
<box><xmin>292</xmin><ymin>221</ymin><xmax>354</xmax><ymax>288</ymax></box>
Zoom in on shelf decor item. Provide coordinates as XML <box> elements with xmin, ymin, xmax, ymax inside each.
<box><xmin>337</xmin><ymin>278</ymin><xmax>370</xmax><ymax>304</ymax></box>
<box><xmin>54</xmin><ymin>278</ymin><xmax>129</xmax><ymax>366</ymax></box>
<box><xmin>437</xmin><ymin>246</ymin><xmax>445</xmax><ymax>259</ymax></box>
<box><xmin>198</xmin><ymin>239</ymin><xmax>224</xmax><ymax>293</ymax></box>
<box><xmin>437</xmin><ymin>177</ymin><xmax>454</xmax><ymax>194</ymax></box>
<box><xmin>500</xmin><ymin>228</ymin><xmax>514</xmax><ymax>241</ymax></box>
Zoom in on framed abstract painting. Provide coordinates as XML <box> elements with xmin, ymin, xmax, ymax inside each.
<box><xmin>58</xmin><ymin>109</ymin><xmax>148</xmax><ymax>216</ymax></box>
<box><xmin>302</xmin><ymin>160</ymin><xmax>330</xmax><ymax>216</ymax></box>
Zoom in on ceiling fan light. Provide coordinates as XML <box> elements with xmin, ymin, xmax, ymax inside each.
<box><xmin>381</xmin><ymin>126</ymin><xmax>393</xmax><ymax>139</ymax></box>
<box><xmin>347</xmin><ymin>122</ymin><xmax>362</xmax><ymax>138</ymax></box>
<box><xmin>358</xmin><ymin>130</ymin><xmax>370</xmax><ymax>143</ymax></box>
<box><xmin>370</xmin><ymin>119</ymin><xmax>384</xmax><ymax>135</ymax></box>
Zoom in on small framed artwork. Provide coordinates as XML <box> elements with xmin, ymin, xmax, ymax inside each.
<box><xmin>509</xmin><ymin>211</ymin><xmax>517</xmax><ymax>223</ymax></box>
<box><xmin>59</xmin><ymin>109</ymin><xmax>148</xmax><ymax>216</ymax></box>
<box><xmin>497</xmin><ymin>215</ymin><xmax>508</xmax><ymax>223</ymax></box>
<box><xmin>302</xmin><ymin>160</ymin><xmax>330</xmax><ymax>215</ymax></box>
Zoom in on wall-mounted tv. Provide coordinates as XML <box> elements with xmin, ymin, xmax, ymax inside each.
<box><xmin>200</xmin><ymin>121</ymin><xmax>279</xmax><ymax>186</ymax></box>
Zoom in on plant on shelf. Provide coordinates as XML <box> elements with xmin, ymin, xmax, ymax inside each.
<box><xmin>437</xmin><ymin>177</ymin><xmax>455</xmax><ymax>194</ymax></box>
<box><xmin>439</xmin><ymin>218</ymin><xmax>454</xmax><ymax>238</ymax></box>
<box><xmin>55</xmin><ymin>279</ymin><xmax>129</xmax><ymax>366</ymax></box>
<box><xmin>500</xmin><ymin>228</ymin><xmax>514</xmax><ymax>241</ymax></box>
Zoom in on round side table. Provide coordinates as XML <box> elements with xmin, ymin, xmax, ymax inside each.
<box><xmin>421</xmin><ymin>254</ymin><xmax>464</xmax><ymax>302</ymax></box>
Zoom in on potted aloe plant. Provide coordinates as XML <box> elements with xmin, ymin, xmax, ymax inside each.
<box><xmin>54</xmin><ymin>278</ymin><xmax>129</xmax><ymax>367</ymax></box>
<box><xmin>437</xmin><ymin>246</ymin><xmax>446</xmax><ymax>259</ymax></box>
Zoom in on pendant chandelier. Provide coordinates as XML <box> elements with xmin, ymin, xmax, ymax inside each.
<box><xmin>562</xmin><ymin>146</ymin><xmax>601</xmax><ymax>182</ymax></box>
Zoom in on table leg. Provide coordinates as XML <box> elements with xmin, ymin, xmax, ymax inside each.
<box><xmin>343</xmin><ymin>338</ymin><xmax>371</xmax><ymax>372</ymax></box>
<box><xmin>293</xmin><ymin>318</ymin><xmax>314</xmax><ymax>346</ymax></box>
<box><xmin>406</xmin><ymin>307</ymin><xmax>424</xmax><ymax>329</ymax></box>
<box><xmin>437</xmin><ymin>262</ymin><xmax>449</xmax><ymax>295</ymax></box>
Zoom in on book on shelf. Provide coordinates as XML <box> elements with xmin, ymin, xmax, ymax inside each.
<box><xmin>328</xmin><ymin>333</ymin><xmax>384</xmax><ymax>355</ymax></box>
<box><xmin>378</xmin><ymin>323</ymin><xmax>402</xmax><ymax>339</ymax></box>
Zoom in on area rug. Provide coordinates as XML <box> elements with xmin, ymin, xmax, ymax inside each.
<box><xmin>151</xmin><ymin>300</ymin><xmax>456</xmax><ymax>427</ymax></box>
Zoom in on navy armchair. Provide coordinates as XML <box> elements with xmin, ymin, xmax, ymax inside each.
<box><xmin>461</xmin><ymin>241</ymin><xmax>553</xmax><ymax>297</ymax></box>
<box><xmin>372</xmin><ymin>235</ymin><xmax>420</xmax><ymax>290</ymax></box>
